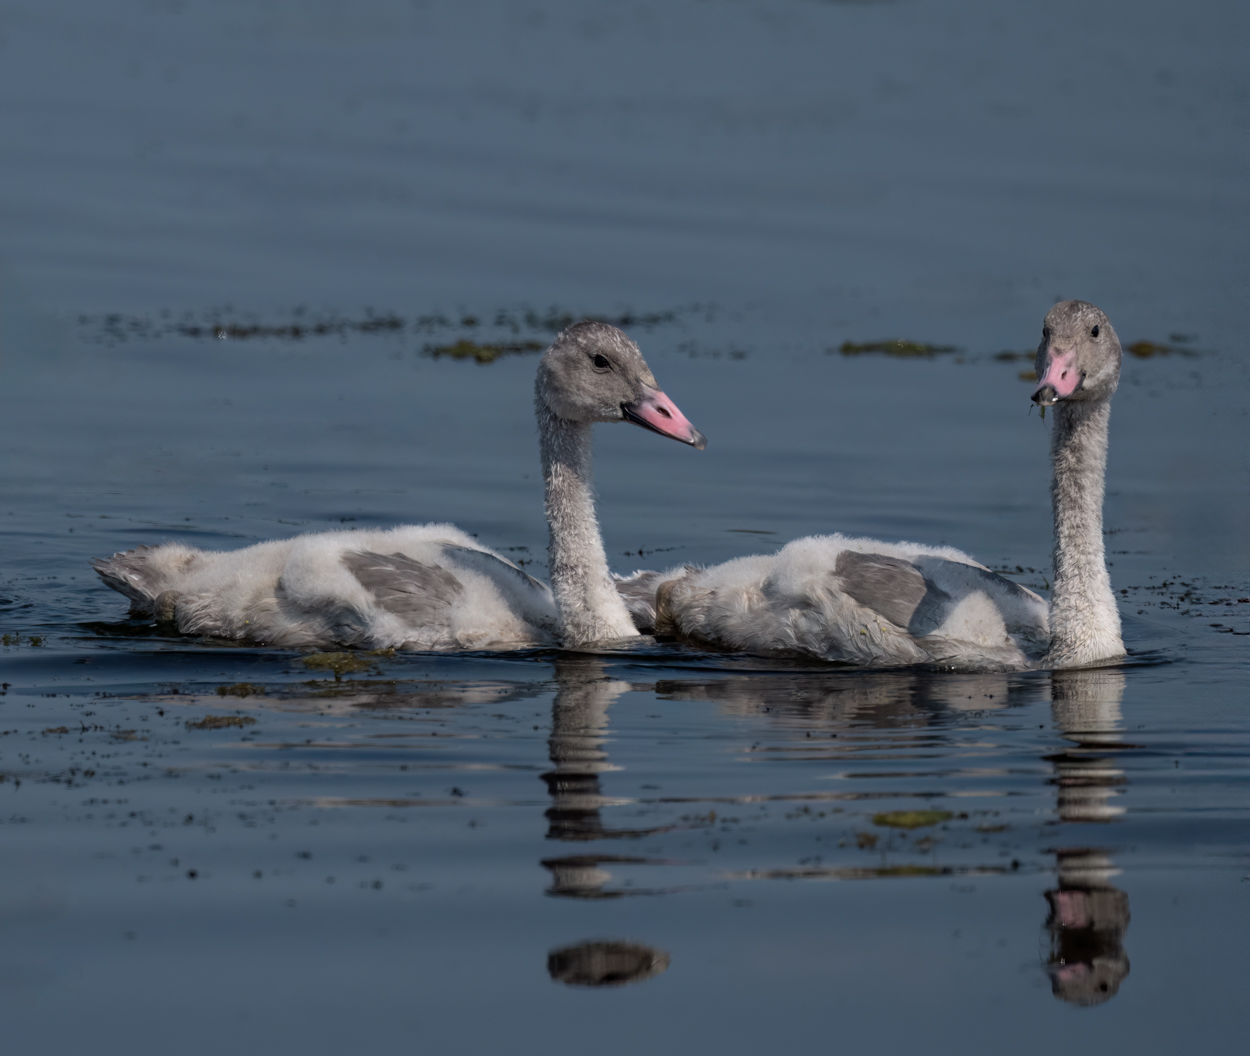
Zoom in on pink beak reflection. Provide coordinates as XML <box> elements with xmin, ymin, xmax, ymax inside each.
<box><xmin>1032</xmin><ymin>348</ymin><xmax>1082</xmax><ymax>405</ymax></box>
<box><xmin>622</xmin><ymin>387</ymin><xmax>707</xmax><ymax>449</ymax></box>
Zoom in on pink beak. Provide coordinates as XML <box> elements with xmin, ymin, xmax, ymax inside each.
<box><xmin>622</xmin><ymin>387</ymin><xmax>707</xmax><ymax>449</ymax></box>
<box><xmin>1032</xmin><ymin>347</ymin><xmax>1083</xmax><ymax>406</ymax></box>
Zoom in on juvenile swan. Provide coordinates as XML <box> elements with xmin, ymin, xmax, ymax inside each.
<box><xmin>645</xmin><ymin>301</ymin><xmax>1125</xmax><ymax>671</ymax></box>
<box><xmin>93</xmin><ymin>322</ymin><xmax>705</xmax><ymax>650</ymax></box>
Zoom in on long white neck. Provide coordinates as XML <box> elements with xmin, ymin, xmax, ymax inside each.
<box><xmin>538</xmin><ymin>404</ymin><xmax>639</xmax><ymax>646</ymax></box>
<box><xmin>1046</xmin><ymin>399</ymin><xmax>1124</xmax><ymax>667</ymax></box>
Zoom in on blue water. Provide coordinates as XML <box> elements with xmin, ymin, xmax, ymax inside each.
<box><xmin>0</xmin><ymin>1</ymin><xmax>1247</xmax><ymax>1052</ymax></box>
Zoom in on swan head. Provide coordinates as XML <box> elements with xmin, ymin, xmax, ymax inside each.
<box><xmin>1032</xmin><ymin>301</ymin><xmax>1122</xmax><ymax>407</ymax></box>
<box><xmin>537</xmin><ymin>320</ymin><xmax>706</xmax><ymax>449</ymax></box>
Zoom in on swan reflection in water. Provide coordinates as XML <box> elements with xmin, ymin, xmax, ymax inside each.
<box><xmin>655</xmin><ymin>668</ymin><xmax>1017</xmax><ymax>725</ymax></box>
<box><xmin>547</xmin><ymin>940</ymin><xmax>671</xmax><ymax>988</ymax></box>
<box><xmin>1043</xmin><ymin>668</ymin><xmax>1131</xmax><ymax>1006</ymax></box>
<box><xmin>542</xmin><ymin>658</ymin><xmax>674</xmax><ymax>987</ymax></box>
<box><xmin>659</xmin><ymin>664</ymin><xmax>1134</xmax><ymax>1005</ymax></box>
<box><xmin>541</xmin><ymin>656</ymin><xmax>678</xmax><ymax>900</ymax></box>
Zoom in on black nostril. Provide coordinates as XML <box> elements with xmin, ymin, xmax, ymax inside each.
<box><xmin>657</xmin><ymin>408</ymin><xmax>671</xmax><ymax>418</ymax></box>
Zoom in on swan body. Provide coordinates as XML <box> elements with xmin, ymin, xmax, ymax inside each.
<box><xmin>95</xmin><ymin>525</ymin><xmax>558</xmax><ymax>649</ymax></box>
<box><xmin>93</xmin><ymin>322</ymin><xmax>705</xmax><ymax>650</ymax></box>
<box><xmin>646</xmin><ymin>301</ymin><xmax>1125</xmax><ymax>672</ymax></box>
<box><xmin>648</xmin><ymin>535</ymin><xmax>1050</xmax><ymax>670</ymax></box>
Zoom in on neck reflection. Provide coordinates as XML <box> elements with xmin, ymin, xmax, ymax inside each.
<box><xmin>539</xmin><ymin>656</ymin><xmax>673</xmax><ymax>988</ymax></box>
<box><xmin>540</xmin><ymin>656</ymin><xmax>671</xmax><ymax>900</ymax></box>
<box><xmin>1044</xmin><ymin>668</ymin><xmax>1131</xmax><ymax>1006</ymax></box>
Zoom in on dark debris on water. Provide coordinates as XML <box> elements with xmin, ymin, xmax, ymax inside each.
<box><xmin>185</xmin><ymin>715</ymin><xmax>257</xmax><ymax>731</ymax></box>
<box><xmin>75</xmin><ymin>304</ymin><xmax>701</xmax><ymax>349</ymax></box>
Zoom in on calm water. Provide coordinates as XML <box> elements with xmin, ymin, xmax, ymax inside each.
<box><xmin>1</xmin><ymin>1</ymin><xmax>1247</xmax><ymax>1052</ymax></box>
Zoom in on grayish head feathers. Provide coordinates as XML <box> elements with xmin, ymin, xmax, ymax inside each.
<box><xmin>1034</xmin><ymin>300</ymin><xmax>1122</xmax><ymax>407</ymax></box>
<box><xmin>536</xmin><ymin>321</ymin><xmax>660</xmax><ymax>424</ymax></box>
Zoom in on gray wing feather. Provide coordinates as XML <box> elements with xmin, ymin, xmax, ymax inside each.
<box><xmin>834</xmin><ymin>551</ymin><xmax>950</xmax><ymax>633</ymax></box>
<box><xmin>835</xmin><ymin>550</ymin><xmax>1047</xmax><ymax>641</ymax></box>
<box><xmin>913</xmin><ymin>555</ymin><xmax>1041</xmax><ymax>607</ymax></box>
<box><xmin>342</xmin><ymin>551</ymin><xmax>463</xmax><ymax>621</ymax></box>
<box><xmin>435</xmin><ymin>544</ymin><xmax>552</xmax><ymax>600</ymax></box>
<box><xmin>913</xmin><ymin>555</ymin><xmax>1048</xmax><ymax>638</ymax></box>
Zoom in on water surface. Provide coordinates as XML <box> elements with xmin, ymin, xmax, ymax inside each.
<box><xmin>0</xmin><ymin>1</ymin><xmax>1247</xmax><ymax>1052</ymax></box>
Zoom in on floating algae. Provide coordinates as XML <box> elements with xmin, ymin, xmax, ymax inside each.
<box><xmin>1126</xmin><ymin>340</ymin><xmax>1197</xmax><ymax>359</ymax></box>
<box><xmin>836</xmin><ymin>339</ymin><xmax>959</xmax><ymax>358</ymax></box>
<box><xmin>423</xmin><ymin>339</ymin><xmax>544</xmax><ymax>364</ymax></box>
<box><xmin>301</xmin><ymin>649</ymin><xmax>395</xmax><ymax>680</ymax></box>
<box><xmin>216</xmin><ymin>682</ymin><xmax>263</xmax><ymax>698</ymax></box>
<box><xmin>185</xmin><ymin>715</ymin><xmax>258</xmax><ymax>731</ymax></box>
<box><xmin>76</xmin><ymin>304</ymin><xmax>695</xmax><ymax>346</ymax></box>
<box><xmin>872</xmin><ymin>809</ymin><xmax>953</xmax><ymax>829</ymax></box>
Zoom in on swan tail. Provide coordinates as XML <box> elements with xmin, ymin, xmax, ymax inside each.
<box><xmin>91</xmin><ymin>543</ymin><xmax>199</xmax><ymax>617</ymax></box>
<box><xmin>615</xmin><ymin>565</ymin><xmax>699</xmax><ymax>634</ymax></box>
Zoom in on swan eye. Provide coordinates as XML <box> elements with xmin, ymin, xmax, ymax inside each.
<box><xmin>1042</xmin><ymin>327</ymin><xmax>1051</xmax><ymax>340</ymax></box>
<box><xmin>1091</xmin><ymin>325</ymin><xmax>1100</xmax><ymax>338</ymax></box>
<box><xmin>591</xmin><ymin>354</ymin><xmax>611</xmax><ymax>370</ymax></box>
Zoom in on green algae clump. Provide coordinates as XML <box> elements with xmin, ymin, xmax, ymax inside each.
<box><xmin>837</xmin><ymin>339</ymin><xmax>958</xmax><ymax>358</ymax></box>
<box><xmin>216</xmin><ymin>682</ymin><xmax>262</xmax><ymax>698</ymax></box>
<box><xmin>301</xmin><ymin>651</ymin><xmax>394</xmax><ymax>680</ymax></box>
<box><xmin>872</xmin><ymin>809</ymin><xmax>954</xmax><ymax>829</ymax></box>
<box><xmin>186</xmin><ymin>715</ymin><xmax>257</xmax><ymax>731</ymax></box>
<box><xmin>425</xmin><ymin>339</ymin><xmax>544</xmax><ymax>364</ymax></box>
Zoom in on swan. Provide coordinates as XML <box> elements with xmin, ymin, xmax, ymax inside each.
<box><xmin>92</xmin><ymin>321</ymin><xmax>706</xmax><ymax>650</ymax></box>
<box><xmin>639</xmin><ymin>300</ymin><xmax>1125</xmax><ymax>671</ymax></box>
